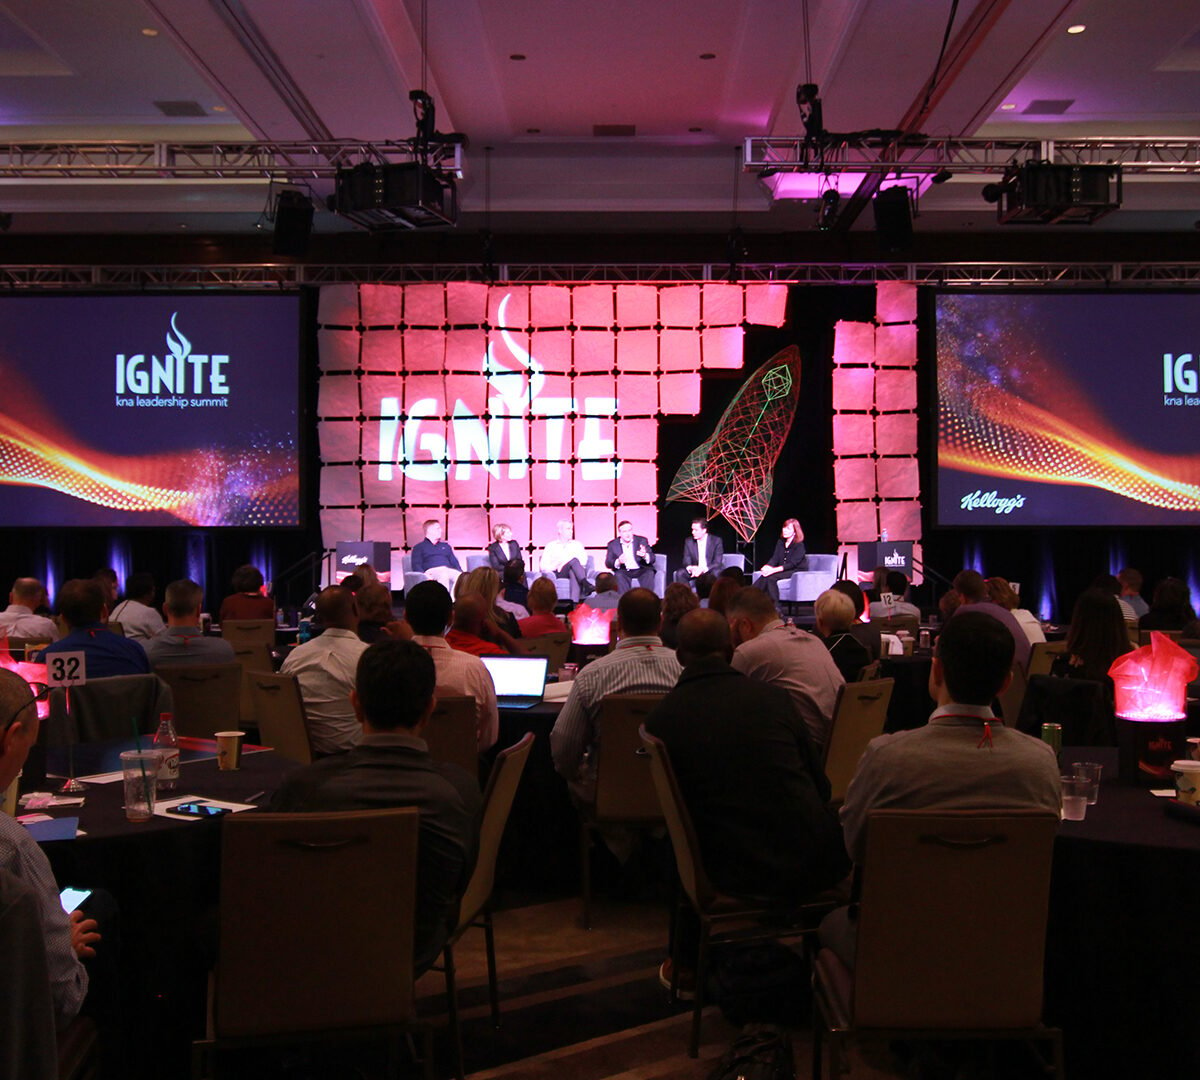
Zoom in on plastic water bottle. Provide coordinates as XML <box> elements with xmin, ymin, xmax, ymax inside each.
<box><xmin>154</xmin><ymin>712</ymin><xmax>180</xmax><ymax>792</ymax></box>
<box><xmin>881</xmin><ymin>527</ymin><xmax>889</xmax><ymax>543</ymax></box>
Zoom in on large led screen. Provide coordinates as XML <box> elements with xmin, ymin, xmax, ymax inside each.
<box><xmin>0</xmin><ymin>294</ymin><xmax>302</xmax><ymax>527</ymax></box>
<box><xmin>935</xmin><ymin>291</ymin><xmax>1200</xmax><ymax>527</ymax></box>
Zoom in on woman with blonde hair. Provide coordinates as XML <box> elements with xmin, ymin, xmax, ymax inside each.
<box><xmin>456</xmin><ymin>566</ymin><xmax>520</xmax><ymax>648</ymax></box>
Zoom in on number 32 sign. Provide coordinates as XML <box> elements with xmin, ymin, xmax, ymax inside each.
<box><xmin>46</xmin><ymin>652</ymin><xmax>87</xmax><ymax>687</ymax></box>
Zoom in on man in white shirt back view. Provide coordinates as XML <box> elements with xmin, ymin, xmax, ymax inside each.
<box><xmin>108</xmin><ymin>572</ymin><xmax>165</xmax><ymax>642</ymax></box>
<box><xmin>280</xmin><ymin>586</ymin><xmax>367</xmax><ymax>756</ymax></box>
<box><xmin>0</xmin><ymin>578</ymin><xmax>59</xmax><ymax>643</ymax></box>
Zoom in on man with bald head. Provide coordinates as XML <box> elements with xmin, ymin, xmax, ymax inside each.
<box><xmin>0</xmin><ymin>577</ymin><xmax>59</xmax><ymax>642</ymax></box>
<box><xmin>280</xmin><ymin>585</ymin><xmax>368</xmax><ymax>755</ymax></box>
<box><xmin>645</xmin><ymin>608</ymin><xmax>849</xmax><ymax>991</ymax></box>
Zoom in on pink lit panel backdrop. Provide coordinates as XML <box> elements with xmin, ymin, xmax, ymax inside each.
<box><xmin>316</xmin><ymin>283</ymin><xmax>788</xmax><ymax>571</ymax></box>
<box><xmin>831</xmin><ymin>283</ymin><xmax>923</xmax><ymax>584</ymax></box>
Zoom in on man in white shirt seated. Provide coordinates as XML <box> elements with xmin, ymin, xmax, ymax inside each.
<box><xmin>539</xmin><ymin>519</ymin><xmax>592</xmax><ymax>601</ymax></box>
<box><xmin>108</xmin><ymin>572</ymin><xmax>166</xmax><ymax>642</ymax></box>
<box><xmin>280</xmin><ymin>586</ymin><xmax>368</xmax><ymax>756</ymax></box>
<box><xmin>0</xmin><ymin>578</ymin><xmax>59</xmax><ymax>643</ymax></box>
<box><xmin>404</xmin><ymin>580</ymin><xmax>499</xmax><ymax>752</ymax></box>
<box><xmin>867</xmin><ymin>570</ymin><xmax>922</xmax><ymax>621</ymax></box>
<box><xmin>144</xmin><ymin>579</ymin><xmax>237</xmax><ymax>668</ymax></box>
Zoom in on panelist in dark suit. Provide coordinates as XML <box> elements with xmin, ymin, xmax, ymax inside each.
<box><xmin>486</xmin><ymin>523</ymin><xmax>523</xmax><ymax>572</ymax></box>
<box><xmin>754</xmin><ymin>518</ymin><xmax>808</xmax><ymax>602</ymax></box>
<box><xmin>605</xmin><ymin>520</ymin><xmax>656</xmax><ymax>594</ymax></box>
<box><xmin>673</xmin><ymin>518</ymin><xmax>726</xmax><ymax>592</ymax></box>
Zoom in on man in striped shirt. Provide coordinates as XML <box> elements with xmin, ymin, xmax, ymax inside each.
<box><xmin>550</xmin><ymin>588</ymin><xmax>682</xmax><ymax>803</ymax></box>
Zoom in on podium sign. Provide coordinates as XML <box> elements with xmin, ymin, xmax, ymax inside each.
<box><xmin>857</xmin><ymin>541</ymin><xmax>914</xmax><ymax>578</ymax></box>
<box><xmin>335</xmin><ymin>541</ymin><xmax>392</xmax><ymax>585</ymax></box>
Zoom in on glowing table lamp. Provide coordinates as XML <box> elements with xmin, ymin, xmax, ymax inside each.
<box><xmin>1110</xmin><ymin>632</ymin><xmax>1199</xmax><ymax>785</ymax></box>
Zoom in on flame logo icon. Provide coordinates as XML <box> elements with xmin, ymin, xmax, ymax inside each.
<box><xmin>483</xmin><ymin>293</ymin><xmax>545</xmax><ymax>405</ymax></box>
<box><xmin>166</xmin><ymin>312</ymin><xmax>191</xmax><ymax>362</ymax></box>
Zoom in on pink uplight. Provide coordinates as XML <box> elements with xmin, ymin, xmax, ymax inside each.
<box><xmin>0</xmin><ymin>647</ymin><xmax>50</xmax><ymax>719</ymax></box>
<box><xmin>569</xmin><ymin>604</ymin><xmax>615</xmax><ymax>646</ymax></box>
<box><xmin>1110</xmin><ymin>632</ymin><xmax>1198</xmax><ymax>721</ymax></box>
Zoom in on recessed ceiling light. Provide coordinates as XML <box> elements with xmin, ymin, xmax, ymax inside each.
<box><xmin>141</xmin><ymin>27</ymin><xmax>159</xmax><ymax>37</ymax></box>
<box><xmin>688</xmin><ymin>126</ymin><xmax>702</xmax><ymax>132</ymax></box>
<box><xmin>1066</xmin><ymin>23</ymin><xmax>1086</xmax><ymax>34</ymax></box>
<box><xmin>525</xmin><ymin>127</ymin><xmax>540</xmax><ymax>133</ymax></box>
<box><xmin>699</xmin><ymin>52</ymin><xmax>716</xmax><ymax>60</ymax></box>
<box><xmin>999</xmin><ymin>103</ymin><xmax>1017</xmax><ymax>111</ymax></box>
<box><xmin>509</xmin><ymin>53</ymin><xmax>526</xmax><ymax>60</ymax></box>
<box><xmin>212</xmin><ymin>105</ymin><xmax>227</xmax><ymax>113</ymax></box>
<box><xmin>177</xmin><ymin>223</ymin><xmax>188</xmax><ymax>229</ymax></box>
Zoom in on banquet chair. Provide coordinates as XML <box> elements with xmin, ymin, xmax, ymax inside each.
<box><xmin>1018</xmin><ymin>674</ymin><xmax>1113</xmax><ymax>745</ymax></box>
<box><xmin>823</xmin><ymin>678</ymin><xmax>894</xmax><ymax>806</ymax></box>
<box><xmin>230</xmin><ymin>642</ymin><xmax>273</xmax><ymax>728</ymax></box>
<box><xmin>1027</xmin><ymin>640</ymin><xmax>1068</xmax><ymax>677</ymax></box>
<box><xmin>424</xmin><ymin>695</ymin><xmax>478</xmax><ymax>778</ymax></box>
<box><xmin>246</xmin><ymin>671</ymin><xmax>313</xmax><ymax>765</ymax></box>
<box><xmin>218</xmin><ymin>618</ymin><xmax>275</xmax><ymax>651</ymax></box>
<box><xmin>1140</xmin><ymin>629</ymin><xmax>1182</xmax><ymax>646</ymax></box>
<box><xmin>47</xmin><ymin>674</ymin><xmax>173</xmax><ymax>742</ymax></box>
<box><xmin>192</xmin><ymin>808</ymin><xmax>432</xmax><ymax>1080</ymax></box>
<box><xmin>639</xmin><ymin>728</ymin><xmax>837</xmax><ymax>1057</ymax></box>
<box><xmin>438</xmin><ymin>732</ymin><xmax>535</xmax><ymax>1080</ymax></box>
<box><xmin>1</xmin><ymin>636</ymin><xmax>52</xmax><ymax>660</ymax></box>
<box><xmin>513</xmin><ymin>630</ymin><xmax>571</xmax><ymax>671</ymax></box>
<box><xmin>856</xmin><ymin>660</ymin><xmax>881</xmax><ymax>682</ymax></box>
<box><xmin>154</xmin><ymin>663</ymin><xmax>242</xmax><ymax>738</ymax></box>
<box><xmin>579</xmin><ymin>694</ymin><xmax>665</xmax><ymax>929</ymax></box>
<box><xmin>875</xmin><ymin>614</ymin><xmax>919</xmax><ymax>639</ymax></box>
<box><xmin>104</xmin><ymin>621</ymin><xmax>124</xmax><ymax>637</ymax></box>
<box><xmin>996</xmin><ymin>663</ymin><xmax>1028</xmax><ymax>727</ymax></box>
<box><xmin>812</xmin><ymin>809</ymin><xmax>1062</xmax><ymax>1080</ymax></box>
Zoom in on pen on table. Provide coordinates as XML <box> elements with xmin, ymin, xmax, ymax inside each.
<box><xmin>245</xmin><ymin>790</ymin><xmax>266</xmax><ymax>803</ymax></box>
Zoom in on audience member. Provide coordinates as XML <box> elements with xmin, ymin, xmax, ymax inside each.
<box><xmin>0</xmin><ymin>578</ymin><xmax>59</xmax><ymax>642</ymax></box>
<box><xmin>673</xmin><ymin>518</ymin><xmax>725</xmax><ymax>593</ymax></box>
<box><xmin>550</xmin><ymin>588</ymin><xmax>681</xmax><ymax>802</ymax></box>
<box><xmin>830</xmin><ymin>579</ymin><xmax>882</xmax><ymax>661</ymax></box>
<box><xmin>646</xmin><ymin>609</ymin><xmax>849</xmax><ymax>990</ymax></box>
<box><xmin>107</xmin><ymin>572</ymin><xmax>165</xmax><ymax>642</ymax></box>
<box><xmin>867</xmin><ymin>570</ymin><xmax>921</xmax><ymax>621</ymax></box>
<box><xmin>718</xmin><ymin>565</ymin><xmax>747</xmax><ymax>587</ymax></box>
<box><xmin>446</xmin><ymin>595</ymin><xmax>508</xmax><ymax>657</ymax></box>
<box><xmin>587</xmin><ymin>572</ymin><xmax>621</xmax><ymax>610</ymax></box>
<box><xmin>279</xmin><ymin>586</ymin><xmax>367</xmax><ymax>756</ymax></box>
<box><xmin>411</xmin><ymin>520</ymin><xmax>463</xmax><ymax>592</ymax></box>
<box><xmin>455</xmin><ymin>567</ymin><xmax>520</xmax><ymax>646</ymax></box>
<box><xmin>815</xmin><ymin>588</ymin><xmax>873</xmax><ymax>682</ymax></box>
<box><xmin>539</xmin><ymin>519</ymin><xmax>591</xmax><ymax>601</ymax></box>
<box><xmin>518</xmin><ymin>578</ymin><xmax>568</xmax><ymax>638</ymax></box>
<box><xmin>271</xmin><ymin>639</ymin><xmax>482</xmax><ymax>973</ymax></box>
<box><xmin>355</xmin><ymin>583</ymin><xmax>398</xmax><ymax>643</ymax></box>
<box><xmin>950</xmin><ymin>569</ymin><xmax>1032</xmax><ymax>670</ymax></box>
<box><xmin>144</xmin><ymin>580</ymin><xmax>236</xmax><ymax>667</ymax></box>
<box><xmin>704</xmin><ymin>575</ymin><xmax>740</xmax><ymax>616</ymax></box>
<box><xmin>405</xmin><ymin>581</ymin><xmax>498</xmax><ymax>752</ymax></box>
<box><xmin>0</xmin><ymin>670</ymin><xmax>96</xmax><ymax>1025</ymax></box>
<box><xmin>605</xmin><ymin>521</ymin><xmax>656</xmax><ymax>594</ymax></box>
<box><xmin>1118</xmin><ymin>567</ymin><xmax>1149</xmax><ymax>619</ymax></box>
<box><xmin>1051</xmin><ymin>588</ymin><xmax>1132</xmax><ymax>683</ymax></box>
<box><xmin>1139</xmin><ymin>576</ymin><xmax>1196</xmax><ymax>632</ymax></box>
<box><xmin>822</xmin><ymin>611</ymin><xmax>1061</xmax><ymax>966</ymax></box>
<box><xmin>659</xmin><ymin>583</ymin><xmax>700</xmax><ymax>649</ymax></box>
<box><xmin>91</xmin><ymin>568</ymin><xmax>119</xmax><ymax>609</ymax></box>
<box><xmin>499</xmin><ymin>558</ymin><xmax>529</xmax><ymax>611</ymax></box>
<box><xmin>727</xmin><ymin>587</ymin><xmax>843</xmax><ymax>753</ymax></box>
<box><xmin>938</xmin><ymin>587</ymin><xmax>962</xmax><ymax>622</ymax></box>
<box><xmin>218</xmin><ymin>564</ymin><xmax>274</xmax><ymax>623</ymax></box>
<box><xmin>40</xmin><ymin>579</ymin><xmax>150</xmax><ymax>677</ymax></box>
<box><xmin>985</xmin><ymin>576</ymin><xmax>1046</xmax><ymax>646</ymax></box>
<box><xmin>1092</xmin><ymin>573</ymin><xmax>1138</xmax><ymax>624</ymax></box>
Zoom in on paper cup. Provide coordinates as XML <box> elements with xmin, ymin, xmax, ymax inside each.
<box><xmin>215</xmin><ymin>730</ymin><xmax>246</xmax><ymax>771</ymax></box>
<box><xmin>1171</xmin><ymin>760</ymin><xmax>1200</xmax><ymax>805</ymax></box>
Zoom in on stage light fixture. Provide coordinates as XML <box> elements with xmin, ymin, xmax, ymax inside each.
<box><xmin>795</xmin><ymin>82</ymin><xmax>825</xmax><ymax>143</ymax></box>
<box><xmin>930</xmin><ymin>169</ymin><xmax>953</xmax><ymax>184</ymax></box>
<box><xmin>817</xmin><ymin>187</ymin><xmax>841</xmax><ymax>230</ymax></box>
<box><xmin>981</xmin><ymin>162</ymin><xmax>1122</xmax><ymax>224</ymax></box>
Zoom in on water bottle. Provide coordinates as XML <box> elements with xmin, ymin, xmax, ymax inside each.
<box><xmin>881</xmin><ymin>527</ymin><xmax>889</xmax><ymax>543</ymax></box>
<box><xmin>298</xmin><ymin>617</ymin><xmax>312</xmax><ymax>643</ymax></box>
<box><xmin>154</xmin><ymin>712</ymin><xmax>180</xmax><ymax>792</ymax></box>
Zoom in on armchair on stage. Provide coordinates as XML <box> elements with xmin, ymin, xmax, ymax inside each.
<box><xmin>751</xmin><ymin>553</ymin><xmax>841</xmax><ymax>603</ymax></box>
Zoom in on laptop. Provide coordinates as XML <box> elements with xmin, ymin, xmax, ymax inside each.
<box><xmin>481</xmin><ymin>655</ymin><xmax>550</xmax><ymax>710</ymax></box>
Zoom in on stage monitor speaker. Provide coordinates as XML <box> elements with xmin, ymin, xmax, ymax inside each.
<box><xmin>873</xmin><ymin>186</ymin><xmax>913</xmax><ymax>252</ymax></box>
<box><xmin>273</xmin><ymin>189</ymin><xmax>313</xmax><ymax>256</ymax></box>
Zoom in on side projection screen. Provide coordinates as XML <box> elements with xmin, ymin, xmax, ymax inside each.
<box><xmin>0</xmin><ymin>294</ymin><xmax>302</xmax><ymax>528</ymax></box>
<box><xmin>935</xmin><ymin>290</ymin><xmax>1200</xmax><ymax>528</ymax></box>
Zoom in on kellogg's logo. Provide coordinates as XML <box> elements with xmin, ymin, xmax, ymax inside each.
<box><xmin>960</xmin><ymin>489</ymin><xmax>1026</xmax><ymax>515</ymax></box>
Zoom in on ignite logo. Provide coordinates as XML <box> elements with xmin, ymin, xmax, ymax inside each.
<box><xmin>114</xmin><ymin>312</ymin><xmax>230</xmax><ymax>408</ymax></box>
<box><xmin>1162</xmin><ymin>353</ymin><xmax>1200</xmax><ymax>406</ymax></box>
<box><xmin>377</xmin><ymin>293</ymin><xmax>620</xmax><ymax>482</ymax></box>
<box><xmin>883</xmin><ymin>549</ymin><xmax>907</xmax><ymax>567</ymax></box>
<box><xmin>959</xmin><ymin>490</ymin><xmax>1026</xmax><ymax>515</ymax></box>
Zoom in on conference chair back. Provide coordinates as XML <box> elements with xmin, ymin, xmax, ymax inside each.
<box><xmin>231</xmin><ymin>642</ymin><xmax>274</xmax><ymax>727</ymax></box>
<box><xmin>1027</xmin><ymin>640</ymin><xmax>1068</xmax><ymax>678</ymax></box>
<box><xmin>247</xmin><ymin>671</ymin><xmax>313</xmax><ymax>765</ymax></box>
<box><xmin>996</xmin><ymin>663</ymin><xmax>1028</xmax><ymax>727</ymax></box>
<box><xmin>47</xmin><ymin>673</ymin><xmax>173</xmax><ymax>742</ymax></box>
<box><xmin>513</xmin><ymin>631</ymin><xmax>571</xmax><ymax>671</ymax></box>
<box><xmin>154</xmin><ymin>663</ymin><xmax>242</xmax><ymax>738</ymax></box>
<box><xmin>594</xmin><ymin>694</ymin><xmax>665</xmax><ymax>822</ymax></box>
<box><xmin>824</xmin><ymin>678</ymin><xmax>894</xmax><ymax>805</ymax></box>
<box><xmin>425</xmin><ymin>695</ymin><xmax>478</xmax><ymax>778</ymax></box>
<box><xmin>219</xmin><ymin>618</ymin><xmax>276</xmax><ymax>650</ymax></box>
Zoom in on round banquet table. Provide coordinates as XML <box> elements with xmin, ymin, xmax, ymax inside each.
<box><xmin>31</xmin><ymin>739</ymin><xmax>297</xmax><ymax>1080</ymax></box>
<box><xmin>1048</xmin><ymin>746</ymin><xmax>1200</xmax><ymax>1077</ymax></box>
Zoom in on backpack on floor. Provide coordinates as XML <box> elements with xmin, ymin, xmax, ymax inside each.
<box><xmin>706</xmin><ymin>1024</ymin><xmax>795</xmax><ymax>1080</ymax></box>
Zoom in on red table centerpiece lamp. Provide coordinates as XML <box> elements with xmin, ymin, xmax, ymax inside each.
<box><xmin>1110</xmin><ymin>631</ymin><xmax>1198</xmax><ymax>785</ymax></box>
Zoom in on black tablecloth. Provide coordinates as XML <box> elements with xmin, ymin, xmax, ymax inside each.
<box><xmin>1049</xmin><ymin>746</ymin><xmax>1200</xmax><ymax>1077</ymax></box>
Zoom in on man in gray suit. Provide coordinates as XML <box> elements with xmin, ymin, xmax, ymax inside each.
<box><xmin>674</xmin><ymin>518</ymin><xmax>726</xmax><ymax>593</ymax></box>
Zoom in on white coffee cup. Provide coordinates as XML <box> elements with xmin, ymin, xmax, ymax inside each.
<box><xmin>1171</xmin><ymin>760</ymin><xmax>1200</xmax><ymax>805</ymax></box>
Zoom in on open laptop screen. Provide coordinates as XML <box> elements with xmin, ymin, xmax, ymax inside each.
<box><xmin>480</xmin><ymin>655</ymin><xmax>549</xmax><ymax>699</ymax></box>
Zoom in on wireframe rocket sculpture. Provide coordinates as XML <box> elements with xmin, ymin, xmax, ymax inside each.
<box><xmin>667</xmin><ymin>344</ymin><xmax>803</xmax><ymax>542</ymax></box>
